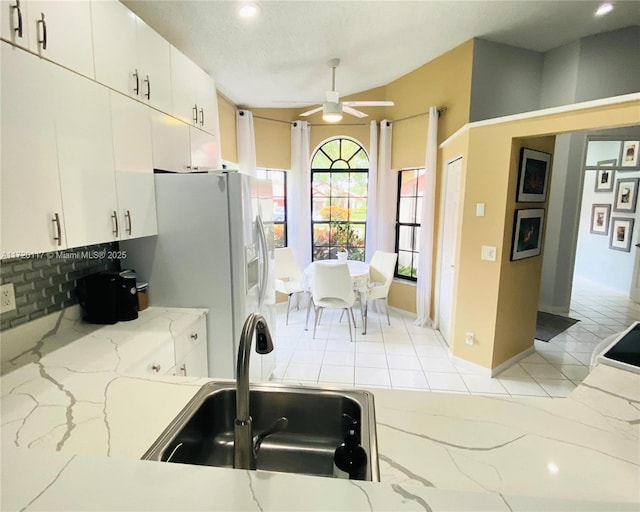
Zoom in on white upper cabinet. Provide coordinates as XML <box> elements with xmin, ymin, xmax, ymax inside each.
<box><xmin>150</xmin><ymin>110</ymin><xmax>191</xmax><ymax>173</ymax></box>
<box><xmin>170</xmin><ymin>46</ymin><xmax>219</xmax><ymax>135</ymax></box>
<box><xmin>110</xmin><ymin>92</ymin><xmax>158</xmax><ymax>239</ymax></box>
<box><xmin>51</xmin><ymin>64</ymin><xmax>119</xmax><ymax>248</ymax></box>
<box><xmin>136</xmin><ymin>17</ymin><xmax>172</xmax><ymax>114</ymax></box>
<box><xmin>190</xmin><ymin>126</ymin><xmax>221</xmax><ymax>171</ymax></box>
<box><xmin>1</xmin><ymin>0</ymin><xmax>31</xmax><ymax>49</ymax></box>
<box><xmin>26</xmin><ymin>0</ymin><xmax>94</xmax><ymax>79</ymax></box>
<box><xmin>1</xmin><ymin>42</ymin><xmax>67</xmax><ymax>254</ymax></box>
<box><xmin>91</xmin><ymin>0</ymin><xmax>172</xmax><ymax>113</ymax></box>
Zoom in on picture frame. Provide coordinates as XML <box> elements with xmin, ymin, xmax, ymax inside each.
<box><xmin>517</xmin><ymin>148</ymin><xmax>551</xmax><ymax>202</ymax></box>
<box><xmin>621</xmin><ymin>140</ymin><xmax>639</xmax><ymax>167</ymax></box>
<box><xmin>594</xmin><ymin>159</ymin><xmax>616</xmax><ymax>192</ymax></box>
<box><xmin>511</xmin><ymin>208</ymin><xmax>545</xmax><ymax>261</ymax></box>
<box><xmin>613</xmin><ymin>178</ymin><xmax>639</xmax><ymax>213</ymax></box>
<box><xmin>609</xmin><ymin>217</ymin><xmax>635</xmax><ymax>252</ymax></box>
<box><xmin>590</xmin><ymin>204</ymin><xmax>611</xmax><ymax>235</ymax></box>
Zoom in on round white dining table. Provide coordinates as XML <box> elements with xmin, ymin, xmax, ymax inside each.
<box><xmin>302</xmin><ymin>259</ymin><xmax>371</xmax><ymax>334</ymax></box>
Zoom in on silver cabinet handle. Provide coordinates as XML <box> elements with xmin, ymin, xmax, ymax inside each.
<box><xmin>144</xmin><ymin>75</ymin><xmax>150</xmax><ymax>100</ymax></box>
<box><xmin>133</xmin><ymin>69</ymin><xmax>139</xmax><ymax>95</ymax></box>
<box><xmin>111</xmin><ymin>210</ymin><xmax>119</xmax><ymax>237</ymax></box>
<box><xmin>180</xmin><ymin>363</ymin><xmax>187</xmax><ymax>376</ymax></box>
<box><xmin>37</xmin><ymin>12</ymin><xmax>47</xmax><ymax>50</ymax></box>
<box><xmin>199</xmin><ymin>108</ymin><xmax>204</xmax><ymax>127</ymax></box>
<box><xmin>151</xmin><ymin>363</ymin><xmax>161</xmax><ymax>373</ymax></box>
<box><xmin>190</xmin><ymin>332</ymin><xmax>198</xmax><ymax>341</ymax></box>
<box><xmin>125</xmin><ymin>209</ymin><xmax>132</xmax><ymax>236</ymax></box>
<box><xmin>52</xmin><ymin>212</ymin><xmax>62</xmax><ymax>246</ymax></box>
<box><xmin>13</xmin><ymin>0</ymin><xmax>23</xmax><ymax>38</ymax></box>
<box><xmin>192</xmin><ymin>104</ymin><xmax>198</xmax><ymax>124</ymax></box>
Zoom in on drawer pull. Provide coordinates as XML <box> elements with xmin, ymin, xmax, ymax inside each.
<box><xmin>180</xmin><ymin>363</ymin><xmax>187</xmax><ymax>376</ymax></box>
<box><xmin>133</xmin><ymin>69</ymin><xmax>139</xmax><ymax>95</ymax></box>
<box><xmin>37</xmin><ymin>12</ymin><xmax>47</xmax><ymax>50</ymax></box>
<box><xmin>151</xmin><ymin>363</ymin><xmax>161</xmax><ymax>373</ymax></box>
<box><xmin>190</xmin><ymin>332</ymin><xmax>198</xmax><ymax>341</ymax></box>
<box><xmin>52</xmin><ymin>212</ymin><xmax>62</xmax><ymax>246</ymax></box>
<box><xmin>13</xmin><ymin>0</ymin><xmax>23</xmax><ymax>38</ymax></box>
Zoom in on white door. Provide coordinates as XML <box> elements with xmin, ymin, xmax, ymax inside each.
<box><xmin>631</xmin><ymin>243</ymin><xmax>640</xmax><ymax>304</ymax></box>
<box><xmin>52</xmin><ymin>65</ymin><xmax>118</xmax><ymax>248</ymax></box>
<box><xmin>437</xmin><ymin>157</ymin><xmax>463</xmax><ymax>345</ymax></box>
<box><xmin>136</xmin><ymin>17</ymin><xmax>172</xmax><ymax>114</ymax></box>
<box><xmin>150</xmin><ymin>111</ymin><xmax>191</xmax><ymax>172</ymax></box>
<box><xmin>110</xmin><ymin>92</ymin><xmax>158</xmax><ymax>239</ymax></box>
<box><xmin>170</xmin><ymin>45</ymin><xmax>199</xmax><ymax>126</ymax></box>
<box><xmin>1</xmin><ymin>42</ymin><xmax>67</xmax><ymax>254</ymax></box>
<box><xmin>190</xmin><ymin>126</ymin><xmax>220</xmax><ymax>170</ymax></box>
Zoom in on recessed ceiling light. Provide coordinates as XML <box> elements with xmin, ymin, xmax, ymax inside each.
<box><xmin>238</xmin><ymin>2</ymin><xmax>260</xmax><ymax>18</ymax></box>
<box><xmin>595</xmin><ymin>2</ymin><xmax>614</xmax><ymax>16</ymax></box>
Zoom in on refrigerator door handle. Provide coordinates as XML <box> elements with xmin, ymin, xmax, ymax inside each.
<box><xmin>256</xmin><ymin>214</ymin><xmax>269</xmax><ymax>310</ymax></box>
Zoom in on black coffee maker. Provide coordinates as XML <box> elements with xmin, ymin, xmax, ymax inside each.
<box><xmin>77</xmin><ymin>270</ymin><xmax>139</xmax><ymax>324</ymax></box>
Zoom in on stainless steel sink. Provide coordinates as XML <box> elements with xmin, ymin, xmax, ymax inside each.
<box><xmin>142</xmin><ymin>381</ymin><xmax>379</xmax><ymax>481</ymax></box>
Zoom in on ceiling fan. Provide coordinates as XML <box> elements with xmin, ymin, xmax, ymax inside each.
<box><xmin>299</xmin><ymin>58</ymin><xmax>394</xmax><ymax>122</ymax></box>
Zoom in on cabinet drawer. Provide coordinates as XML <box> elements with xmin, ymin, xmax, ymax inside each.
<box><xmin>174</xmin><ymin>316</ymin><xmax>207</xmax><ymax>363</ymax></box>
<box><xmin>127</xmin><ymin>338</ymin><xmax>175</xmax><ymax>376</ymax></box>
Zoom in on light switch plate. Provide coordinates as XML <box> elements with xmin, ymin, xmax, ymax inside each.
<box><xmin>1</xmin><ymin>283</ymin><xmax>16</xmax><ymax>313</ymax></box>
<box><xmin>481</xmin><ymin>245</ymin><xmax>497</xmax><ymax>261</ymax></box>
<box><xmin>476</xmin><ymin>203</ymin><xmax>485</xmax><ymax>217</ymax></box>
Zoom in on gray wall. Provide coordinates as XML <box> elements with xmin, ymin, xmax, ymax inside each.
<box><xmin>0</xmin><ymin>243</ymin><xmax>119</xmax><ymax>331</ymax></box>
<box><xmin>539</xmin><ymin>41</ymin><xmax>580</xmax><ymax>109</ymax></box>
<box><xmin>469</xmin><ymin>39</ymin><xmax>544</xmax><ymax>122</ymax></box>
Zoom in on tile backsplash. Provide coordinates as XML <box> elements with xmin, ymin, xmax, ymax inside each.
<box><xmin>0</xmin><ymin>243</ymin><xmax>120</xmax><ymax>331</ymax></box>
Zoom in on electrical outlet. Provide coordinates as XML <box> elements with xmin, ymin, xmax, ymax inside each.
<box><xmin>465</xmin><ymin>332</ymin><xmax>475</xmax><ymax>346</ymax></box>
<box><xmin>1</xmin><ymin>283</ymin><xmax>16</xmax><ymax>313</ymax></box>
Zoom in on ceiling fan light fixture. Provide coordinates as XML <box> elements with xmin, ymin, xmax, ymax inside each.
<box><xmin>323</xmin><ymin>102</ymin><xmax>343</xmax><ymax>123</ymax></box>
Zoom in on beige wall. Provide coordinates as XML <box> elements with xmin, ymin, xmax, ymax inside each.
<box><xmin>252</xmin><ymin>108</ymin><xmax>299</xmax><ymax>170</ymax></box>
<box><xmin>450</xmin><ymin>99</ymin><xmax>640</xmax><ymax>370</ymax></box>
<box><xmin>217</xmin><ymin>92</ymin><xmax>238</xmax><ymax>164</ymax></box>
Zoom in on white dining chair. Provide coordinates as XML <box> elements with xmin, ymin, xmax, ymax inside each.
<box><xmin>274</xmin><ymin>247</ymin><xmax>305</xmax><ymax>325</ymax></box>
<box><xmin>366</xmin><ymin>251</ymin><xmax>398</xmax><ymax>327</ymax></box>
<box><xmin>312</xmin><ymin>261</ymin><xmax>357</xmax><ymax>342</ymax></box>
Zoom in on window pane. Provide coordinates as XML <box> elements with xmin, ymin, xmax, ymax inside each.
<box><xmin>341</xmin><ymin>139</ymin><xmax>359</xmax><ymax>161</ymax></box>
<box><xmin>415</xmin><ymin>197</ymin><xmax>423</xmax><ymax>222</ymax></box>
<box><xmin>331</xmin><ymin>172</ymin><xmax>350</xmax><ymax>196</ymax></box>
<box><xmin>397</xmin><ymin>225</ymin><xmax>415</xmax><ymax>252</ymax></box>
<box><xmin>274</xmin><ymin>224</ymin><xmax>285</xmax><ymax>248</ymax></box>
<box><xmin>351</xmin><ymin>224</ymin><xmax>366</xmax><ymax>247</ymax></box>
<box><xmin>400</xmin><ymin>170</ymin><xmax>418</xmax><ymax>196</ymax></box>
<box><xmin>321</xmin><ymin>140</ymin><xmax>340</xmax><ymax>161</ymax></box>
<box><xmin>312</xmin><ymin>172</ymin><xmax>331</xmax><ymax>196</ymax></box>
<box><xmin>312</xmin><ymin>150</ymin><xmax>332</xmax><ymax>168</ymax></box>
<box><xmin>350</xmin><ymin>172</ymin><xmax>368</xmax><ymax>196</ymax></box>
<box><xmin>313</xmin><ymin>224</ymin><xmax>331</xmax><ymax>246</ymax></box>
<box><xmin>313</xmin><ymin>197</ymin><xmax>331</xmax><ymax>220</ymax></box>
<box><xmin>349</xmin><ymin>198</ymin><xmax>367</xmax><ymax>222</ymax></box>
<box><xmin>415</xmin><ymin>169</ymin><xmax>426</xmax><ymax>194</ymax></box>
<box><xmin>350</xmin><ymin>149</ymin><xmax>369</xmax><ymax>169</ymax></box>
<box><xmin>397</xmin><ymin>251</ymin><xmax>414</xmax><ymax>277</ymax></box>
<box><xmin>399</xmin><ymin>197</ymin><xmax>416</xmax><ymax>224</ymax></box>
<box><xmin>331</xmin><ymin>159</ymin><xmax>349</xmax><ymax>169</ymax></box>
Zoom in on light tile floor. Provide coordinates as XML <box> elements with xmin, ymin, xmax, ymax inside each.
<box><xmin>271</xmin><ymin>277</ymin><xmax>640</xmax><ymax>398</ymax></box>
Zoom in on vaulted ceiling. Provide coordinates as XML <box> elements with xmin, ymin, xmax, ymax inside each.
<box><xmin>123</xmin><ymin>1</ymin><xmax>640</xmax><ymax>108</ymax></box>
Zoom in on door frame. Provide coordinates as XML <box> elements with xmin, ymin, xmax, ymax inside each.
<box><xmin>434</xmin><ymin>155</ymin><xmax>464</xmax><ymax>343</ymax></box>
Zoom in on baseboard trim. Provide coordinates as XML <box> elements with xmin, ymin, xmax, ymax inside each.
<box><xmin>538</xmin><ymin>304</ymin><xmax>570</xmax><ymax>315</ymax></box>
<box><xmin>448</xmin><ymin>345</ymin><xmax>536</xmax><ymax>378</ymax></box>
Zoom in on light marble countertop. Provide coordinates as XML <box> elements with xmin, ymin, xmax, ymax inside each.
<box><xmin>1</xmin><ymin>308</ymin><xmax>639</xmax><ymax>511</ymax></box>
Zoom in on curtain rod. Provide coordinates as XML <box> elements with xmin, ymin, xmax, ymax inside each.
<box><xmin>248</xmin><ymin>106</ymin><xmax>447</xmax><ymax>126</ymax></box>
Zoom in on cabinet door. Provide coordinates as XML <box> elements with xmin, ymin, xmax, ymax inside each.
<box><xmin>177</xmin><ymin>341</ymin><xmax>208</xmax><ymax>377</ymax></box>
<box><xmin>195</xmin><ymin>69</ymin><xmax>220</xmax><ymax>136</ymax></box>
<box><xmin>150</xmin><ymin>111</ymin><xmax>191</xmax><ymax>172</ymax></box>
<box><xmin>190</xmin><ymin>126</ymin><xmax>221</xmax><ymax>171</ymax></box>
<box><xmin>137</xmin><ymin>18</ymin><xmax>172</xmax><ymax>114</ymax></box>
<box><xmin>26</xmin><ymin>0</ymin><xmax>94</xmax><ymax>78</ymax></box>
<box><xmin>1</xmin><ymin>0</ymin><xmax>31</xmax><ymax>49</ymax></box>
<box><xmin>170</xmin><ymin>45</ymin><xmax>199</xmax><ymax>126</ymax></box>
<box><xmin>1</xmin><ymin>42</ymin><xmax>67</xmax><ymax>255</ymax></box>
<box><xmin>111</xmin><ymin>92</ymin><xmax>157</xmax><ymax>239</ymax></box>
<box><xmin>51</xmin><ymin>65</ymin><xmax>118</xmax><ymax>248</ymax></box>
<box><xmin>91</xmin><ymin>0</ymin><xmax>138</xmax><ymax>97</ymax></box>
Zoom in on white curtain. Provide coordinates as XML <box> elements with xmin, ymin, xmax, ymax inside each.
<box><xmin>377</xmin><ymin>120</ymin><xmax>395</xmax><ymax>253</ymax></box>
<box><xmin>289</xmin><ymin>121</ymin><xmax>312</xmax><ymax>268</ymax></box>
<box><xmin>415</xmin><ymin>107</ymin><xmax>439</xmax><ymax>327</ymax></box>
<box><xmin>236</xmin><ymin>109</ymin><xmax>256</xmax><ymax>177</ymax></box>
<box><xmin>365</xmin><ymin>121</ymin><xmax>379</xmax><ymax>262</ymax></box>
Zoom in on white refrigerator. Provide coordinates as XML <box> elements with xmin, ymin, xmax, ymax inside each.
<box><xmin>121</xmin><ymin>171</ymin><xmax>276</xmax><ymax>380</ymax></box>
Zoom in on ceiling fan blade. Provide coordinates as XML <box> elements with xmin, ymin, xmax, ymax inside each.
<box><xmin>342</xmin><ymin>106</ymin><xmax>368</xmax><ymax>118</ymax></box>
<box><xmin>342</xmin><ymin>100</ymin><xmax>395</xmax><ymax>107</ymax></box>
<box><xmin>299</xmin><ymin>105</ymin><xmax>323</xmax><ymax>117</ymax></box>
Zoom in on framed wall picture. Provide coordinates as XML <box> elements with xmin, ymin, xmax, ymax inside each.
<box><xmin>590</xmin><ymin>204</ymin><xmax>611</xmax><ymax>235</ymax></box>
<box><xmin>511</xmin><ymin>208</ymin><xmax>545</xmax><ymax>261</ymax></box>
<box><xmin>613</xmin><ymin>178</ymin><xmax>639</xmax><ymax>213</ymax></box>
<box><xmin>517</xmin><ymin>148</ymin><xmax>551</xmax><ymax>202</ymax></box>
<box><xmin>621</xmin><ymin>141</ymin><xmax>639</xmax><ymax>167</ymax></box>
<box><xmin>594</xmin><ymin>159</ymin><xmax>616</xmax><ymax>192</ymax></box>
<box><xmin>609</xmin><ymin>217</ymin><xmax>635</xmax><ymax>252</ymax></box>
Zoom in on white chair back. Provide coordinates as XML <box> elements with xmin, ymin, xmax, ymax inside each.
<box><xmin>369</xmin><ymin>251</ymin><xmax>398</xmax><ymax>294</ymax></box>
<box><xmin>312</xmin><ymin>262</ymin><xmax>355</xmax><ymax>306</ymax></box>
<box><xmin>275</xmin><ymin>247</ymin><xmax>302</xmax><ymax>281</ymax></box>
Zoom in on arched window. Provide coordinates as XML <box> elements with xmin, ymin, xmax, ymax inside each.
<box><xmin>310</xmin><ymin>137</ymin><xmax>368</xmax><ymax>261</ymax></box>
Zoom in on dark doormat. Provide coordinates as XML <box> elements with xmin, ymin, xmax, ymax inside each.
<box><xmin>536</xmin><ymin>311</ymin><xmax>579</xmax><ymax>342</ymax></box>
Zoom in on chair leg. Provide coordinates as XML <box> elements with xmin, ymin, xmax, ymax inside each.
<box><xmin>305</xmin><ymin>295</ymin><xmax>313</xmax><ymax>330</ymax></box>
<box><xmin>285</xmin><ymin>295</ymin><xmax>293</xmax><ymax>325</ymax></box>
<box><xmin>313</xmin><ymin>306</ymin><xmax>323</xmax><ymax>339</ymax></box>
<box><xmin>384</xmin><ymin>298</ymin><xmax>391</xmax><ymax>325</ymax></box>
<box><xmin>339</xmin><ymin>310</ymin><xmax>345</xmax><ymax>323</ymax></box>
<box><xmin>346</xmin><ymin>308</ymin><xmax>354</xmax><ymax>342</ymax></box>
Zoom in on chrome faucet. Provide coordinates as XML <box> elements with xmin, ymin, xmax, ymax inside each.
<box><xmin>234</xmin><ymin>313</ymin><xmax>287</xmax><ymax>470</ymax></box>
